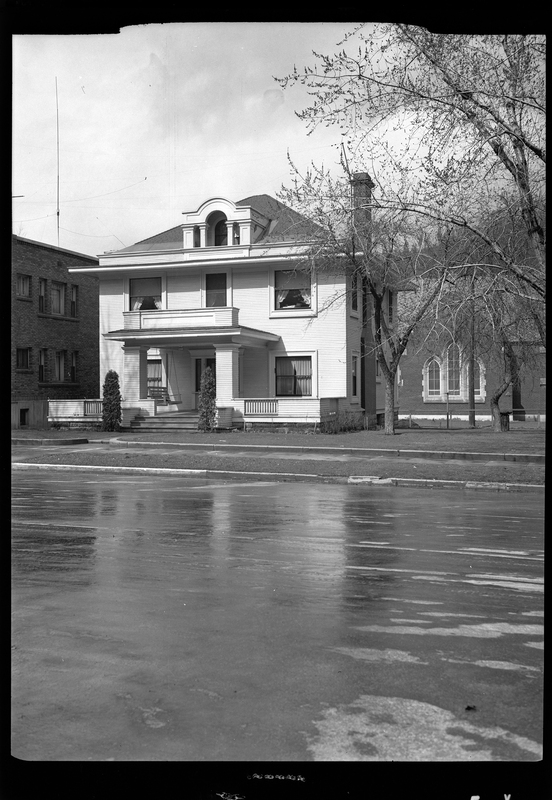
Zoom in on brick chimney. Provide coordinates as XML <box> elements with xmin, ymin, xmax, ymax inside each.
<box><xmin>351</xmin><ymin>172</ymin><xmax>375</xmax><ymax>228</ymax></box>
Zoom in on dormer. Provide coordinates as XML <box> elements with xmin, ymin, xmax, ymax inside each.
<box><xmin>181</xmin><ymin>197</ymin><xmax>269</xmax><ymax>250</ymax></box>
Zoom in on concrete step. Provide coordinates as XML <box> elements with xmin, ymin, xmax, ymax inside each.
<box><xmin>130</xmin><ymin>414</ymin><xmax>199</xmax><ymax>431</ymax></box>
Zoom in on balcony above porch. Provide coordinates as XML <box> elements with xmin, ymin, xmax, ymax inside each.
<box><xmin>123</xmin><ymin>306</ymin><xmax>240</xmax><ymax>330</ymax></box>
<box><xmin>105</xmin><ymin>307</ymin><xmax>280</xmax><ymax>349</ymax></box>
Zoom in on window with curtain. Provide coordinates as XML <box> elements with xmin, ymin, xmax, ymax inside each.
<box><xmin>130</xmin><ymin>278</ymin><xmax>162</xmax><ymax>310</ymax></box>
<box><xmin>274</xmin><ymin>270</ymin><xmax>311</xmax><ymax>309</ymax></box>
<box><xmin>428</xmin><ymin>358</ymin><xmax>441</xmax><ymax>395</ymax></box>
<box><xmin>205</xmin><ymin>273</ymin><xmax>227</xmax><ymax>307</ymax></box>
<box><xmin>51</xmin><ymin>282</ymin><xmax>65</xmax><ymax>314</ymax></box>
<box><xmin>147</xmin><ymin>359</ymin><xmax>163</xmax><ymax>389</ymax></box>
<box><xmin>447</xmin><ymin>344</ymin><xmax>461</xmax><ymax>395</ymax></box>
<box><xmin>275</xmin><ymin>356</ymin><xmax>312</xmax><ymax>396</ymax></box>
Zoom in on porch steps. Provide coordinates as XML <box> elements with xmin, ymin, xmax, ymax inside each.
<box><xmin>129</xmin><ymin>411</ymin><xmax>200</xmax><ymax>432</ymax></box>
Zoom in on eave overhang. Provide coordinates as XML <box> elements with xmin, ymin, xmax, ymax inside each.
<box><xmin>103</xmin><ymin>325</ymin><xmax>280</xmax><ymax>349</ymax></box>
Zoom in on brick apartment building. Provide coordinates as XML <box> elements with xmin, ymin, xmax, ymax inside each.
<box><xmin>12</xmin><ymin>235</ymin><xmax>99</xmax><ymax>428</ymax></box>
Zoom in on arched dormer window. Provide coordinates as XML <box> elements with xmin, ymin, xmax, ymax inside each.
<box><xmin>214</xmin><ymin>219</ymin><xmax>228</xmax><ymax>246</ymax></box>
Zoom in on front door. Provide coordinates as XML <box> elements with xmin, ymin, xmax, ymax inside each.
<box><xmin>194</xmin><ymin>357</ymin><xmax>216</xmax><ymax>409</ymax></box>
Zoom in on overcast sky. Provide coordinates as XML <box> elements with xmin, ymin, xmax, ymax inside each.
<box><xmin>12</xmin><ymin>22</ymin><xmax>360</xmax><ymax>257</ymax></box>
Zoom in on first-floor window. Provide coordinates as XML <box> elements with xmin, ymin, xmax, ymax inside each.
<box><xmin>38</xmin><ymin>349</ymin><xmax>46</xmax><ymax>382</ymax></box>
<box><xmin>352</xmin><ymin>354</ymin><xmax>359</xmax><ymax>398</ymax></box>
<box><xmin>275</xmin><ymin>356</ymin><xmax>312</xmax><ymax>397</ymax></box>
<box><xmin>147</xmin><ymin>358</ymin><xmax>163</xmax><ymax>390</ymax></box>
<box><xmin>428</xmin><ymin>358</ymin><xmax>441</xmax><ymax>396</ymax></box>
<box><xmin>16</xmin><ymin>348</ymin><xmax>30</xmax><ymax>369</ymax></box>
<box><xmin>275</xmin><ymin>270</ymin><xmax>311</xmax><ymax>310</ymax></box>
<box><xmin>54</xmin><ymin>350</ymin><xmax>65</xmax><ymax>382</ymax></box>
<box><xmin>130</xmin><ymin>277</ymin><xmax>162</xmax><ymax>310</ymax></box>
<box><xmin>70</xmin><ymin>352</ymin><xmax>78</xmax><ymax>382</ymax></box>
<box><xmin>447</xmin><ymin>344</ymin><xmax>461</xmax><ymax>395</ymax></box>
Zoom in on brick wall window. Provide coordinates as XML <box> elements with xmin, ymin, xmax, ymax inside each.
<box><xmin>38</xmin><ymin>349</ymin><xmax>47</xmax><ymax>382</ymax></box>
<box><xmin>71</xmin><ymin>351</ymin><xmax>78</xmax><ymax>382</ymax></box>
<box><xmin>54</xmin><ymin>350</ymin><xmax>66</xmax><ymax>382</ymax></box>
<box><xmin>70</xmin><ymin>285</ymin><xmax>78</xmax><ymax>317</ymax></box>
<box><xmin>16</xmin><ymin>348</ymin><xmax>31</xmax><ymax>369</ymax></box>
<box><xmin>39</xmin><ymin>279</ymin><xmax>47</xmax><ymax>312</ymax></box>
<box><xmin>16</xmin><ymin>274</ymin><xmax>31</xmax><ymax>297</ymax></box>
<box><xmin>51</xmin><ymin>282</ymin><xmax>66</xmax><ymax>315</ymax></box>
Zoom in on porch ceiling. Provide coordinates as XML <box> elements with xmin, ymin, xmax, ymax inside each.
<box><xmin>103</xmin><ymin>325</ymin><xmax>280</xmax><ymax>349</ymax></box>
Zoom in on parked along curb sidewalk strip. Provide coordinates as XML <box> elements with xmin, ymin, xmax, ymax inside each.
<box><xmin>11</xmin><ymin>462</ymin><xmax>544</xmax><ymax>492</ymax></box>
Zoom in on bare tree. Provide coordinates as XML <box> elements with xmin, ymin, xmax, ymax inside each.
<box><xmin>279</xmin><ymin>163</ymin><xmax>451</xmax><ymax>434</ymax></box>
<box><xmin>276</xmin><ymin>26</ymin><xmax>545</xmax><ymax>314</ymax></box>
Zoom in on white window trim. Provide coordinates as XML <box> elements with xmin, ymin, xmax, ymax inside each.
<box><xmin>269</xmin><ymin>350</ymin><xmax>318</xmax><ymax>398</ymax></box>
<box><xmin>269</xmin><ymin>267</ymin><xmax>317</xmax><ymax>319</ymax></box>
<box><xmin>201</xmin><ymin>268</ymin><xmax>232</xmax><ymax>308</ymax></box>
<box><xmin>423</xmin><ymin>354</ymin><xmax>486</xmax><ymax>403</ymax></box>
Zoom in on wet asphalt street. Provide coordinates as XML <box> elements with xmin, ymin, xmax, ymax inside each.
<box><xmin>11</xmin><ymin>470</ymin><xmax>543</xmax><ymax>762</ymax></box>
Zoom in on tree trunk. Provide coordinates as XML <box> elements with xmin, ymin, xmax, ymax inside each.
<box><xmin>489</xmin><ymin>381</ymin><xmax>511</xmax><ymax>432</ymax></box>
<box><xmin>384</xmin><ymin>370</ymin><xmax>396</xmax><ymax>435</ymax></box>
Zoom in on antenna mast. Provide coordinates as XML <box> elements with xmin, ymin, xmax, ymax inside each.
<box><xmin>55</xmin><ymin>77</ymin><xmax>60</xmax><ymax>247</ymax></box>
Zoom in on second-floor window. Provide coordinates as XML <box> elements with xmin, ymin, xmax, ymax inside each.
<box><xmin>16</xmin><ymin>274</ymin><xmax>31</xmax><ymax>297</ymax></box>
<box><xmin>205</xmin><ymin>273</ymin><xmax>227</xmax><ymax>307</ymax></box>
<box><xmin>39</xmin><ymin>279</ymin><xmax>47</xmax><ymax>312</ymax></box>
<box><xmin>16</xmin><ymin>348</ymin><xmax>30</xmax><ymax>369</ymax></box>
<box><xmin>51</xmin><ymin>282</ymin><xmax>65</xmax><ymax>315</ymax></box>
<box><xmin>274</xmin><ymin>270</ymin><xmax>311</xmax><ymax>310</ymax></box>
<box><xmin>70</xmin><ymin>285</ymin><xmax>78</xmax><ymax>317</ymax></box>
<box><xmin>130</xmin><ymin>278</ymin><xmax>162</xmax><ymax>310</ymax></box>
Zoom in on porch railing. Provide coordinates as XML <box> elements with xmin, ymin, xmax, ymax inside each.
<box><xmin>244</xmin><ymin>399</ymin><xmax>279</xmax><ymax>415</ymax></box>
<box><xmin>84</xmin><ymin>399</ymin><xmax>103</xmax><ymax>416</ymax></box>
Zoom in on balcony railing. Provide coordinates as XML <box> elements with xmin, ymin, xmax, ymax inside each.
<box><xmin>84</xmin><ymin>399</ymin><xmax>103</xmax><ymax>416</ymax></box>
<box><xmin>123</xmin><ymin>307</ymin><xmax>240</xmax><ymax>330</ymax></box>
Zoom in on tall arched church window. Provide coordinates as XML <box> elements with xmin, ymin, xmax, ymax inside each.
<box><xmin>428</xmin><ymin>358</ymin><xmax>441</xmax><ymax>396</ymax></box>
<box><xmin>447</xmin><ymin>344</ymin><xmax>461</xmax><ymax>395</ymax></box>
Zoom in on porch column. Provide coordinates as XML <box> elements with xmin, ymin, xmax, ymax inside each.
<box><xmin>122</xmin><ymin>345</ymin><xmax>148</xmax><ymax>401</ymax></box>
<box><xmin>214</xmin><ymin>344</ymin><xmax>240</xmax><ymax>404</ymax></box>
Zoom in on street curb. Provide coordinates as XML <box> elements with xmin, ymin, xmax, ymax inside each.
<box><xmin>11</xmin><ymin>462</ymin><xmax>544</xmax><ymax>491</ymax></box>
<box><xmin>11</xmin><ymin>438</ymin><xmax>89</xmax><ymax>446</ymax></box>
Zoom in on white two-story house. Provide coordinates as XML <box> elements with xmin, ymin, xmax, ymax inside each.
<box><xmin>70</xmin><ymin>185</ymin><xmax>388</xmax><ymax>429</ymax></box>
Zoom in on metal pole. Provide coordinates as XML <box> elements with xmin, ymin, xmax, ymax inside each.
<box><xmin>446</xmin><ymin>392</ymin><xmax>450</xmax><ymax>429</ymax></box>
